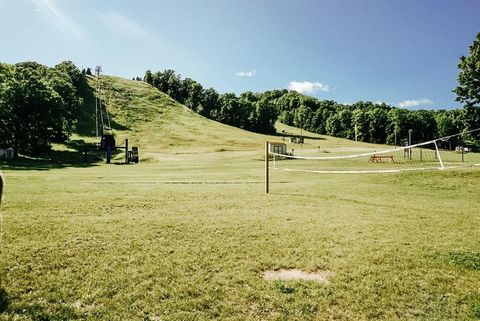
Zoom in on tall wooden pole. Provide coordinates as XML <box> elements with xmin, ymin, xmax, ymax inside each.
<box><xmin>0</xmin><ymin>173</ymin><xmax>3</xmax><ymax>206</ymax></box>
<box><xmin>265</xmin><ymin>141</ymin><xmax>269</xmax><ymax>194</ymax></box>
<box><xmin>125</xmin><ymin>139</ymin><xmax>129</xmax><ymax>164</ymax></box>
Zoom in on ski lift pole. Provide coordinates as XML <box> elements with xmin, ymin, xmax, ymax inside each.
<box><xmin>125</xmin><ymin>139</ymin><xmax>129</xmax><ymax>164</ymax></box>
<box><xmin>106</xmin><ymin>146</ymin><xmax>111</xmax><ymax>164</ymax></box>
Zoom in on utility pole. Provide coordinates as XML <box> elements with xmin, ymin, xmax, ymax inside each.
<box><xmin>408</xmin><ymin>129</ymin><xmax>413</xmax><ymax>160</ymax></box>
<box><xmin>300</xmin><ymin>127</ymin><xmax>303</xmax><ymax>147</ymax></box>
<box><xmin>394</xmin><ymin>126</ymin><xmax>397</xmax><ymax>147</ymax></box>
<box><xmin>95</xmin><ymin>66</ymin><xmax>102</xmax><ymax>140</ymax></box>
<box><xmin>265</xmin><ymin>142</ymin><xmax>269</xmax><ymax>194</ymax></box>
<box><xmin>95</xmin><ymin>66</ymin><xmax>103</xmax><ymax>138</ymax></box>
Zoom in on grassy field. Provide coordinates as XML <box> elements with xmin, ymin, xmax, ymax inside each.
<box><xmin>1</xmin><ymin>77</ymin><xmax>479</xmax><ymax>320</ymax></box>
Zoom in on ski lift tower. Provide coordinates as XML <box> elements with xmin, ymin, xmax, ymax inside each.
<box><xmin>95</xmin><ymin>66</ymin><xmax>115</xmax><ymax>151</ymax></box>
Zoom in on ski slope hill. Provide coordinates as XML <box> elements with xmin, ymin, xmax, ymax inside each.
<box><xmin>73</xmin><ymin>76</ymin><xmax>388</xmax><ymax>159</ymax></box>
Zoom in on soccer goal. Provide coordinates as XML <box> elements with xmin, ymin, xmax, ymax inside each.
<box><xmin>264</xmin><ymin>130</ymin><xmax>480</xmax><ymax>193</ymax></box>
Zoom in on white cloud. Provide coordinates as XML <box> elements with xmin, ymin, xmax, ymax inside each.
<box><xmin>31</xmin><ymin>0</ymin><xmax>84</xmax><ymax>38</ymax></box>
<box><xmin>100</xmin><ymin>11</ymin><xmax>154</xmax><ymax>40</ymax></box>
<box><xmin>236</xmin><ymin>69</ymin><xmax>256</xmax><ymax>77</ymax></box>
<box><xmin>398</xmin><ymin>98</ymin><xmax>433</xmax><ymax>108</ymax></box>
<box><xmin>288</xmin><ymin>81</ymin><xmax>330</xmax><ymax>94</ymax></box>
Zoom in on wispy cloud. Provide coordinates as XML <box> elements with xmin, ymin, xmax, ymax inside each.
<box><xmin>288</xmin><ymin>81</ymin><xmax>330</xmax><ymax>94</ymax></box>
<box><xmin>100</xmin><ymin>11</ymin><xmax>154</xmax><ymax>40</ymax></box>
<box><xmin>236</xmin><ymin>69</ymin><xmax>256</xmax><ymax>77</ymax></box>
<box><xmin>398</xmin><ymin>98</ymin><xmax>433</xmax><ymax>108</ymax></box>
<box><xmin>31</xmin><ymin>0</ymin><xmax>84</xmax><ymax>38</ymax></box>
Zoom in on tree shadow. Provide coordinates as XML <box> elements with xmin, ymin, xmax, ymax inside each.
<box><xmin>0</xmin><ymin>288</ymin><xmax>9</xmax><ymax>313</ymax></box>
<box><xmin>274</xmin><ymin>130</ymin><xmax>325</xmax><ymax>141</ymax></box>
<box><xmin>0</xmin><ymin>148</ymin><xmax>99</xmax><ymax>171</ymax></box>
<box><xmin>110</xmin><ymin>118</ymin><xmax>130</xmax><ymax>131</ymax></box>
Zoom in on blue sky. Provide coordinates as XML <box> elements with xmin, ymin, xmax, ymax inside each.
<box><xmin>0</xmin><ymin>0</ymin><xmax>479</xmax><ymax>109</ymax></box>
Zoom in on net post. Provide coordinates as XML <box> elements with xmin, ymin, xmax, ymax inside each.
<box><xmin>265</xmin><ymin>141</ymin><xmax>269</xmax><ymax>194</ymax></box>
<box><xmin>433</xmin><ymin>141</ymin><xmax>444</xmax><ymax>170</ymax></box>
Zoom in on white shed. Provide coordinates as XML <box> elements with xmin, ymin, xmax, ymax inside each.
<box><xmin>269</xmin><ymin>142</ymin><xmax>287</xmax><ymax>155</ymax></box>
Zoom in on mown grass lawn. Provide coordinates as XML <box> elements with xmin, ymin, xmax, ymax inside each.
<box><xmin>1</xmin><ymin>76</ymin><xmax>479</xmax><ymax>320</ymax></box>
<box><xmin>1</xmin><ymin>149</ymin><xmax>479</xmax><ymax>320</ymax></box>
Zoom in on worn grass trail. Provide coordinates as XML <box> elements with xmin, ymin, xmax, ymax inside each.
<box><xmin>1</xmin><ymin>150</ymin><xmax>480</xmax><ymax>320</ymax></box>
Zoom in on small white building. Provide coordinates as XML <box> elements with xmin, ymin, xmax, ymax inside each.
<box><xmin>289</xmin><ymin>137</ymin><xmax>304</xmax><ymax>144</ymax></box>
<box><xmin>455</xmin><ymin>146</ymin><xmax>470</xmax><ymax>153</ymax></box>
<box><xmin>269</xmin><ymin>142</ymin><xmax>287</xmax><ymax>155</ymax></box>
<box><xmin>0</xmin><ymin>148</ymin><xmax>14</xmax><ymax>159</ymax></box>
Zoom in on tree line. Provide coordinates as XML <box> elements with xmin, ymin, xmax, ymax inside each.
<box><xmin>143</xmin><ymin>32</ymin><xmax>479</xmax><ymax>147</ymax></box>
<box><xmin>0</xmin><ymin>61</ymin><xmax>84</xmax><ymax>155</ymax></box>
<box><xmin>143</xmin><ymin>69</ymin><xmax>278</xmax><ymax>134</ymax></box>
<box><xmin>0</xmin><ymin>33</ymin><xmax>477</xmax><ymax>156</ymax></box>
<box><xmin>144</xmin><ymin>69</ymin><xmax>475</xmax><ymax>147</ymax></box>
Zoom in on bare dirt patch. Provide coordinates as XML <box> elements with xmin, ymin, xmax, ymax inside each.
<box><xmin>263</xmin><ymin>269</ymin><xmax>332</xmax><ymax>283</ymax></box>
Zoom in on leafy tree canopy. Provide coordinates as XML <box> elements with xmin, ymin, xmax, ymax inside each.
<box><xmin>0</xmin><ymin>61</ymin><xmax>82</xmax><ymax>155</ymax></box>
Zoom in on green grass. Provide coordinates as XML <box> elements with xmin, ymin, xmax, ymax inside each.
<box><xmin>1</xmin><ymin>77</ymin><xmax>480</xmax><ymax>320</ymax></box>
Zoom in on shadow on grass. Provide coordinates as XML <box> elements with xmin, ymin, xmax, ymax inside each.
<box><xmin>269</xmin><ymin>192</ymin><xmax>320</xmax><ymax>198</ymax></box>
<box><xmin>109</xmin><ymin>118</ymin><xmax>130</xmax><ymax>132</ymax></box>
<box><xmin>9</xmin><ymin>302</ymin><xmax>80</xmax><ymax>320</ymax></box>
<box><xmin>0</xmin><ymin>288</ymin><xmax>9</xmax><ymax>313</ymax></box>
<box><xmin>274</xmin><ymin>131</ymin><xmax>325</xmax><ymax>141</ymax></box>
<box><xmin>0</xmin><ymin>149</ymin><xmax>99</xmax><ymax>171</ymax></box>
<box><xmin>2</xmin><ymin>287</ymin><xmax>80</xmax><ymax>319</ymax></box>
<box><xmin>0</xmin><ymin>135</ymin><xmax>137</xmax><ymax>171</ymax></box>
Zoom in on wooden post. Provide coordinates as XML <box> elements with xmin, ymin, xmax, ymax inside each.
<box><xmin>106</xmin><ymin>146</ymin><xmax>111</xmax><ymax>164</ymax></box>
<box><xmin>125</xmin><ymin>139</ymin><xmax>129</xmax><ymax>164</ymax></box>
<box><xmin>265</xmin><ymin>141</ymin><xmax>269</xmax><ymax>194</ymax></box>
<box><xmin>0</xmin><ymin>173</ymin><xmax>3</xmax><ymax>206</ymax></box>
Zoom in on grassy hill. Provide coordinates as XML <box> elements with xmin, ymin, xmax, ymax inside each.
<box><xmin>71</xmin><ymin>76</ymin><xmax>387</xmax><ymax>159</ymax></box>
<box><xmin>74</xmin><ymin>76</ymin><xmax>266</xmax><ymax>153</ymax></box>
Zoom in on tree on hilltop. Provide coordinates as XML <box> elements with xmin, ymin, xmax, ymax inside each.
<box><xmin>144</xmin><ymin>70</ymin><xmax>153</xmax><ymax>84</ymax></box>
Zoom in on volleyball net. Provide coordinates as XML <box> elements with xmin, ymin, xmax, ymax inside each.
<box><xmin>264</xmin><ymin>129</ymin><xmax>480</xmax><ymax>192</ymax></box>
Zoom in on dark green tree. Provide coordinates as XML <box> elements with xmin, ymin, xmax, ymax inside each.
<box><xmin>184</xmin><ymin>79</ymin><xmax>203</xmax><ymax>112</ymax></box>
<box><xmin>453</xmin><ymin>32</ymin><xmax>480</xmax><ymax>141</ymax></box>
<box><xmin>0</xmin><ymin>62</ymin><xmax>80</xmax><ymax>155</ymax></box>
<box><xmin>218</xmin><ymin>93</ymin><xmax>239</xmax><ymax>126</ymax></box>
<box><xmin>366</xmin><ymin>107</ymin><xmax>388</xmax><ymax>143</ymax></box>
<box><xmin>251</xmin><ymin>99</ymin><xmax>277</xmax><ymax>134</ymax></box>
<box><xmin>144</xmin><ymin>70</ymin><xmax>153</xmax><ymax>84</ymax></box>
<box><xmin>200</xmin><ymin>88</ymin><xmax>220</xmax><ymax>118</ymax></box>
<box><xmin>54</xmin><ymin>61</ymin><xmax>84</xmax><ymax>91</ymax></box>
<box><xmin>352</xmin><ymin>108</ymin><xmax>368</xmax><ymax>142</ymax></box>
